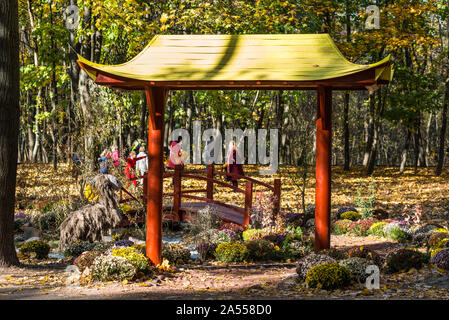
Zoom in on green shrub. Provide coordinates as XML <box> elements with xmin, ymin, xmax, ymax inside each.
<box><xmin>245</xmin><ymin>239</ymin><xmax>276</xmax><ymax>261</ymax></box>
<box><xmin>305</xmin><ymin>263</ymin><xmax>351</xmax><ymax>290</ymax></box>
<box><xmin>112</xmin><ymin>247</ymin><xmax>151</xmax><ymax>273</ymax></box>
<box><xmin>340</xmin><ymin>211</ymin><xmax>361</xmax><ymax>221</ymax></box>
<box><xmin>286</xmin><ymin>226</ymin><xmax>303</xmax><ymax>238</ymax></box>
<box><xmin>368</xmin><ymin>222</ymin><xmax>389</xmax><ymax>237</ymax></box>
<box><xmin>73</xmin><ymin>251</ymin><xmax>102</xmax><ymax>273</ymax></box>
<box><xmin>320</xmin><ymin>248</ymin><xmax>348</xmax><ymax>261</ymax></box>
<box><xmin>91</xmin><ymin>255</ymin><xmax>137</xmax><ymax>282</ymax></box>
<box><xmin>347</xmin><ymin>246</ymin><xmax>383</xmax><ymax>266</ymax></box>
<box><xmin>63</xmin><ymin>241</ymin><xmax>95</xmax><ymax>257</ymax></box>
<box><xmin>387</xmin><ymin>227</ymin><xmax>411</xmax><ymax>243</ymax></box>
<box><xmin>63</xmin><ymin>241</ymin><xmax>113</xmax><ymax>257</ymax></box>
<box><xmin>339</xmin><ymin>257</ymin><xmax>375</xmax><ymax>283</ymax></box>
<box><xmin>242</xmin><ymin>229</ymin><xmax>264</xmax><ymax>242</ymax></box>
<box><xmin>20</xmin><ymin>240</ymin><xmax>50</xmax><ymax>259</ymax></box>
<box><xmin>385</xmin><ymin>249</ymin><xmax>425</xmax><ymax>273</ymax></box>
<box><xmin>92</xmin><ymin>241</ymin><xmax>115</xmax><ymax>253</ymax></box>
<box><xmin>215</xmin><ymin>242</ymin><xmax>248</xmax><ymax>263</ymax></box>
<box><xmin>332</xmin><ymin>219</ymin><xmax>353</xmax><ymax>235</ymax></box>
<box><xmin>37</xmin><ymin>201</ymin><xmax>72</xmax><ymax>232</ymax></box>
<box><xmin>161</xmin><ymin>243</ymin><xmax>191</xmax><ymax>265</ymax></box>
<box><xmin>282</xmin><ymin>239</ymin><xmax>313</xmax><ymax>260</ymax></box>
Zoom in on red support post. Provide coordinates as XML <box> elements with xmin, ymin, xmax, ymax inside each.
<box><xmin>206</xmin><ymin>163</ymin><xmax>214</xmax><ymax>200</ymax></box>
<box><xmin>173</xmin><ymin>164</ymin><xmax>182</xmax><ymax>222</ymax></box>
<box><xmin>315</xmin><ymin>86</ymin><xmax>332</xmax><ymax>251</ymax></box>
<box><xmin>142</xmin><ymin>174</ymin><xmax>148</xmax><ymax>206</ymax></box>
<box><xmin>243</xmin><ymin>181</ymin><xmax>253</xmax><ymax>228</ymax></box>
<box><xmin>145</xmin><ymin>87</ymin><xmax>168</xmax><ymax>266</ymax></box>
<box><xmin>273</xmin><ymin>178</ymin><xmax>281</xmax><ymax>217</ymax></box>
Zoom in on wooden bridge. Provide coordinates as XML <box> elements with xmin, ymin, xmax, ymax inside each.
<box><xmin>118</xmin><ymin>164</ymin><xmax>281</xmax><ymax>227</ymax></box>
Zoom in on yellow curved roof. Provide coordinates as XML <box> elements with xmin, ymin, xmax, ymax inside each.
<box><xmin>78</xmin><ymin>34</ymin><xmax>392</xmax><ymax>85</ymax></box>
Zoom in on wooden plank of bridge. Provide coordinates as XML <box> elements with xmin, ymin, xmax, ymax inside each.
<box><xmin>163</xmin><ymin>202</ymin><xmax>245</xmax><ymax>225</ymax></box>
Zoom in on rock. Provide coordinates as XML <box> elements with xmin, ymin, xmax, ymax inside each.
<box><xmin>103</xmin><ymin>236</ymin><xmax>113</xmax><ymax>242</ymax></box>
<box><xmin>128</xmin><ymin>236</ymin><xmax>145</xmax><ymax>244</ymax></box>
<box><xmin>24</xmin><ymin>236</ymin><xmax>40</xmax><ymax>243</ymax></box>
<box><xmin>23</xmin><ymin>227</ymin><xmax>40</xmax><ymax>240</ymax></box>
<box><xmin>423</xmin><ymin>276</ymin><xmax>449</xmax><ymax>289</ymax></box>
<box><xmin>276</xmin><ymin>274</ymin><xmax>299</xmax><ymax>289</ymax></box>
<box><xmin>248</xmin><ymin>284</ymin><xmax>264</xmax><ymax>291</ymax></box>
<box><xmin>81</xmin><ymin>267</ymin><xmax>91</xmax><ymax>278</ymax></box>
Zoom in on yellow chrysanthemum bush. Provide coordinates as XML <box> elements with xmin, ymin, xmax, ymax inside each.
<box><xmin>214</xmin><ymin>242</ymin><xmax>248</xmax><ymax>263</ymax></box>
<box><xmin>305</xmin><ymin>263</ymin><xmax>352</xmax><ymax>290</ymax></box>
<box><xmin>339</xmin><ymin>211</ymin><xmax>361</xmax><ymax>221</ymax></box>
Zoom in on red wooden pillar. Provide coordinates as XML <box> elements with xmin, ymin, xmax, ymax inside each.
<box><xmin>145</xmin><ymin>87</ymin><xmax>168</xmax><ymax>266</ymax></box>
<box><xmin>315</xmin><ymin>86</ymin><xmax>332</xmax><ymax>251</ymax></box>
<box><xmin>173</xmin><ymin>164</ymin><xmax>182</xmax><ymax>222</ymax></box>
<box><xmin>143</xmin><ymin>174</ymin><xmax>148</xmax><ymax>206</ymax></box>
<box><xmin>206</xmin><ymin>163</ymin><xmax>214</xmax><ymax>200</ymax></box>
<box><xmin>273</xmin><ymin>178</ymin><xmax>281</xmax><ymax>216</ymax></box>
<box><xmin>243</xmin><ymin>181</ymin><xmax>253</xmax><ymax>228</ymax></box>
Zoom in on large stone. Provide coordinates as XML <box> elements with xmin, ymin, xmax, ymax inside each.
<box><xmin>23</xmin><ymin>227</ymin><xmax>41</xmax><ymax>240</ymax></box>
<box><xmin>24</xmin><ymin>236</ymin><xmax>41</xmax><ymax>243</ymax></box>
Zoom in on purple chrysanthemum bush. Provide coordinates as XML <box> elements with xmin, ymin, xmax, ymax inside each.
<box><xmin>430</xmin><ymin>248</ymin><xmax>449</xmax><ymax>270</ymax></box>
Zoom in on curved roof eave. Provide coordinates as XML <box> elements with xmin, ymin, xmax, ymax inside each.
<box><xmin>77</xmin><ymin>34</ymin><xmax>392</xmax><ymax>90</ymax></box>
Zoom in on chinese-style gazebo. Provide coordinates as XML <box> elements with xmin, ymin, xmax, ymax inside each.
<box><xmin>77</xmin><ymin>34</ymin><xmax>392</xmax><ymax>266</ymax></box>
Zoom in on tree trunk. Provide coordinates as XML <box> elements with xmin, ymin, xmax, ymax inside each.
<box><xmin>366</xmin><ymin>123</ymin><xmax>379</xmax><ymax>175</ymax></box>
<box><xmin>0</xmin><ymin>0</ymin><xmax>20</xmax><ymax>266</ymax></box>
<box><xmin>413</xmin><ymin>114</ymin><xmax>421</xmax><ymax>172</ymax></box>
<box><xmin>50</xmin><ymin>0</ymin><xmax>58</xmax><ymax>170</ymax></box>
<box><xmin>78</xmin><ymin>6</ymin><xmax>95</xmax><ymax>170</ymax></box>
<box><xmin>436</xmin><ymin>17</ymin><xmax>449</xmax><ymax>175</ymax></box>
<box><xmin>425</xmin><ymin>112</ymin><xmax>433</xmax><ymax>167</ymax></box>
<box><xmin>436</xmin><ymin>84</ymin><xmax>449</xmax><ymax>175</ymax></box>
<box><xmin>343</xmin><ymin>92</ymin><xmax>350</xmax><ymax>170</ymax></box>
<box><xmin>363</xmin><ymin>92</ymin><xmax>375</xmax><ymax>167</ymax></box>
<box><xmin>343</xmin><ymin>2</ymin><xmax>351</xmax><ymax>170</ymax></box>
<box><xmin>400</xmin><ymin>129</ymin><xmax>412</xmax><ymax>173</ymax></box>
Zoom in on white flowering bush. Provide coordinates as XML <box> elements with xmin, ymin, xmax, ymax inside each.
<box><xmin>338</xmin><ymin>257</ymin><xmax>375</xmax><ymax>283</ymax></box>
<box><xmin>91</xmin><ymin>255</ymin><xmax>137</xmax><ymax>282</ymax></box>
<box><xmin>296</xmin><ymin>253</ymin><xmax>336</xmax><ymax>281</ymax></box>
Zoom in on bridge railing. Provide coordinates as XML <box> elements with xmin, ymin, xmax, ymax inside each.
<box><xmin>161</xmin><ymin>163</ymin><xmax>281</xmax><ymax>226</ymax></box>
<box><xmin>119</xmin><ymin>163</ymin><xmax>281</xmax><ymax>227</ymax></box>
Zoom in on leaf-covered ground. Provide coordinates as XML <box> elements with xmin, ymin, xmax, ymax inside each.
<box><xmin>16</xmin><ymin>163</ymin><xmax>449</xmax><ymax>221</ymax></box>
<box><xmin>4</xmin><ymin>163</ymin><xmax>449</xmax><ymax>300</ymax></box>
